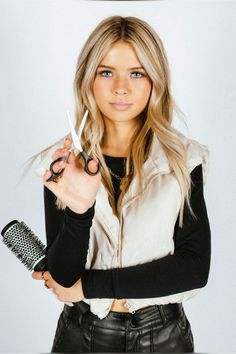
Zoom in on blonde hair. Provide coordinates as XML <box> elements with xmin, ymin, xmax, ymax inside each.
<box><xmin>23</xmin><ymin>15</ymin><xmax>197</xmax><ymax>227</ymax></box>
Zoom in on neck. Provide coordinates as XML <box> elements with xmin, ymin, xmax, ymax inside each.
<box><xmin>101</xmin><ymin>116</ymin><xmax>139</xmax><ymax>157</ymax></box>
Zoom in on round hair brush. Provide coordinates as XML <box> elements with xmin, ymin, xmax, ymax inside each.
<box><xmin>1</xmin><ymin>220</ymin><xmax>46</xmax><ymax>271</ymax></box>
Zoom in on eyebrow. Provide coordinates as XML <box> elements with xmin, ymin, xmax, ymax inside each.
<box><xmin>97</xmin><ymin>65</ymin><xmax>145</xmax><ymax>70</ymax></box>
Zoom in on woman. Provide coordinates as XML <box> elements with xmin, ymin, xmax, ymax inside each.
<box><xmin>32</xmin><ymin>15</ymin><xmax>211</xmax><ymax>353</ymax></box>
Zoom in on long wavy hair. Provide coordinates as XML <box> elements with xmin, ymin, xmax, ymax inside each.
<box><xmin>22</xmin><ymin>15</ymin><xmax>196</xmax><ymax>227</ymax></box>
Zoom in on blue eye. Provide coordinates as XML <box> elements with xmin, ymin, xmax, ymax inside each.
<box><xmin>99</xmin><ymin>70</ymin><xmax>112</xmax><ymax>77</ymax></box>
<box><xmin>98</xmin><ymin>70</ymin><xmax>145</xmax><ymax>78</ymax></box>
<box><xmin>131</xmin><ymin>71</ymin><xmax>144</xmax><ymax>78</ymax></box>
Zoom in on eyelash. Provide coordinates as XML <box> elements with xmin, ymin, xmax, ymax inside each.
<box><xmin>98</xmin><ymin>70</ymin><xmax>145</xmax><ymax>78</ymax></box>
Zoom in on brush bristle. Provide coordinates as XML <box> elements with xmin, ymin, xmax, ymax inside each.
<box><xmin>1</xmin><ymin>221</ymin><xmax>46</xmax><ymax>271</ymax></box>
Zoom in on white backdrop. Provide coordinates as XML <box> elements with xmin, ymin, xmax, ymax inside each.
<box><xmin>0</xmin><ymin>0</ymin><xmax>235</xmax><ymax>352</ymax></box>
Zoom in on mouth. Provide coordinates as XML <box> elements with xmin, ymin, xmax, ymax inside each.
<box><xmin>110</xmin><ymin>102</ymin><xmax>132</xmax><ymax>111</ymax></box>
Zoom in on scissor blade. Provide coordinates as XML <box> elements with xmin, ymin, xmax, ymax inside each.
<box><xmin>77</xmin><ymin>109</ymin><xmax>89</xmax><ymax>141</ymax></box>
<box><xmin>66</xmin><ymin>111</ymin><xmax>82</xmax><ymax>152</ymax></box>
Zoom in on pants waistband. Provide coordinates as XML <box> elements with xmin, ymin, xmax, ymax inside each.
<box><xmin>66</xmin><ymin>301</ymin><xmax>183</xmax><ymax>325</ymax></box>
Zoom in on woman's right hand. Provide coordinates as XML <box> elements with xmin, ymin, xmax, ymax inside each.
<box><xmin>43</xmin><ymin>138</ymin><xmax>101</xmax><ymax>214</ymax></box>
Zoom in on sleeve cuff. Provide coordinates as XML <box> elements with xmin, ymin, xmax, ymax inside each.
<box><xmin>65</xmin><ymin>201</ymin><xmax>96</xmax><ymax>220</ymax></box>
<box><xmin>81</xmin><ymin>269</ymin><xmax>114</xmax><ymax>299</ymax></box>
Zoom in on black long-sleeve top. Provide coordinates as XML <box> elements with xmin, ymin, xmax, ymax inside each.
<box><xmin>44</xmin><ymin>155</ymin><xmax>211</xmax><ymax>299</ymax></box>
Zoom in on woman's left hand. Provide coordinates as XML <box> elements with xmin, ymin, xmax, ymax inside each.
<box><xmin>32</xmin><ymin>271</ymin><xmax>85</xmax><ymax>303</ymax></box>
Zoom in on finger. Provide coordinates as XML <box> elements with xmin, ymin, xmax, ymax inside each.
<box><xmin>43</xmin><ymin>169</ymin><xmax>56</xmax><ymax>184</ymax></box>
<box><xmin>87</xmin><ymin>158</ymin><xmax>100</xmax><ymax>174</ymax></box>
<box><xmin>43</xmin><ymin>170</ymin><xmax>60</xmax><ymax>193</ymax></box>
<box><xmin>44</xmin><ymin>281</ymin><xmax>50</xmax><ymax>289</ymax></box>
<box><xmin>32</xmin><ymin>271</ymin><xmax>44</xmax><ymax>280</ymax></box>
<box><xmin>63</xmin><ymin>136</ymin><xmax>72</xmax><ymax>149</ymax></box>
<box><xmin>44</xmin><ymin>275</ymin><xmax>54</xmax><ymax>285</ymax></box>
<box><xmin>69</xmin><ymin>151</ymin><xmax>96</xmax><ymax>171</ymax></box>
<box><xmin>52</xmin><ymin>148</ymin><xmax>68</xmax><ymax>161</ymax></box>
<box><xmin>46</xmin><ymin>280</ymin><xmax>53</xmax><ymax>288</ymax></box>
<box><xmin>43</xmin><ymin>169</ymin><xmax>52</xmax><ymax>181</ymax></box>
<box><xmin>42</xmin><ymin>271</ymin><xmax>51</xmax><ymax>279</ymax></box>
<box><xmin>50</xmin><ymin>157</ymin><xmax>67</xmax><ymax>174</ymax></box>
<box><xmin>66</xmin><ymin>150</ymin><xmax>79</xmax><ymax>165</ymax></box>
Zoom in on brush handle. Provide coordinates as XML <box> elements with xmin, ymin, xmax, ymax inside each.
<box><xmin>33</xmin><ymin>256</ymin><xmax>47</xmax><ymax>271</ymax></box>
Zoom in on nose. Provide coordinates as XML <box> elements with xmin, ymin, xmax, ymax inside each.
<box><xmin>112</xmin><ymin>76</ymin><xmax>130</xmax><ymax>96</ymax></box>
<box><xmin>114</xmin><ymin>88</ymin><xmax>127</xmax><ymax>95</ymax></box>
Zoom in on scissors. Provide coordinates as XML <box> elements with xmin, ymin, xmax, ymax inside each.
<box><xmin>46</xmin><ymin>110</ymin><xmax>100</xmax><ymax>182</ymax></box>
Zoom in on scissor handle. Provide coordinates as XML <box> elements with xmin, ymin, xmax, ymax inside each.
<box><xmin>46</xmin><ymin>151</ymin><xmax>99</xmax><ymax>182</ymax></box>
<box><xmin>80</xmin><ymin>151</ymin><xmax>100</xmax><ymax>176</ymax></box>
<box><xmin>46</xmin><ymin>155</ymin><xmax>68</xmax><ymax>182</ymax></box>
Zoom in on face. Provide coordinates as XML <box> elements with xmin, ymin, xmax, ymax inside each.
<box><xmin>93</xmin><ymin>40</ymin><xmax>152</xmax><ymax>125</ymax></box>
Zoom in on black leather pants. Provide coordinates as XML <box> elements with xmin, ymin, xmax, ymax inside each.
<box><xmin>51</xmin><ymin>301</ymin><xmax>194</xmax><ymax>353</ymax></box>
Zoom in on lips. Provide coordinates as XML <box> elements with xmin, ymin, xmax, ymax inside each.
<box><xmin>110</xmin><ymin>102</ymin><xmax>132</xmax><ymax>111</ymax></box>
<box><xmin>111</xmin><ymin>102</ymin><xmax>131</xmax><ymax>105</ymax></box>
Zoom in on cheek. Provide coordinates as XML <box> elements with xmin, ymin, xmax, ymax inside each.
<box><xmin>93</xmin><ymin>79</ymin><xmax>109</xmax><ymax>100</ymax></box>
<box><xmin>93</xmin><ymin>80</ymin><xmax>100</xmax><ymax>101</ymax></box>
<box><xmin>135</xmin><ymin>81</ymin><xmax>152</xmax><ymax>105</ymax></box>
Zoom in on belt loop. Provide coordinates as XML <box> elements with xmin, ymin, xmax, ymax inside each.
<box><xmin>157</xmin><ymin>305</ymin><xmax>167</xmax><ymax>325</ymax></box>
<box><xmin>75</xmin><ymin>301</ymin><xmax>90</xmax><ymax>326</ymax></box>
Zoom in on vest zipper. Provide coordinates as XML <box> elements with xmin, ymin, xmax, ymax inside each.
<box><xmin>117</xmin><ymin>212</ymin><xmax>123</xmax><ymax>267</ymax></box>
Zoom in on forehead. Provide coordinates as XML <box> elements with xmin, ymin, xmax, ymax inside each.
<box><xmin>99</xmin><ymin>41</ymin><xmax>142</xmax><ymax>67</ymax></box>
